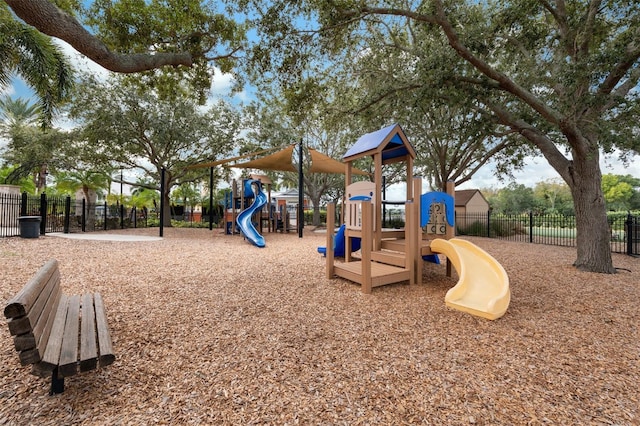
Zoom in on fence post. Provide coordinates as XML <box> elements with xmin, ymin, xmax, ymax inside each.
<box><xmin>21</xmin><ymin>192</ymin><xmax>27</xmax><ymax>216</ymax></box>
<box><xmin>40</xmin><ymin>193</ymin><xmax>47</xmax><ymax>235</ymax></box>
<box><xmin>626</xmin><ymin>213</ymin><xmax>633</xmax><ymax>256</ymax></box>
<box><xmin>103</xmin><ymin>201</ymin><xmax>107</xmax><ymax>230</ymax></box>
<box><xmin>487</xmin><ymin>210</ymin><xmax>491</xmax><ymax>237</ymax></box>
<box><xmin>160</xmin><ymin>167</ymin><xmax>165</xmax><ymax>237</ymax></box>
<box><xmin>529</xmin><ymin>211</ymin><xmax>534</xmax><ymax>243</ymax></box>
<box><xmin>64</xmin><ymin>196</ymin><xmax>71</xmax><ymax>233</ymax></box>
<box><xmin>120</xmin><ymin>204</ymin><xmax>125</xmax><ymax>229</ymax></box>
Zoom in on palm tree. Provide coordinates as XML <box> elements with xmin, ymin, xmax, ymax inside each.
<box><xmin>0</xmin><ymin>96</ymin><xmax>40</xmax><ymax>130</ymax></box>
<box><xmin>0</xmin><ymin>96</ymin><xmax>49</xmax><ymax>189</ymax></box>
<box><xmin>55</xmin><ymin>170</ymin><xmax>111</xmax><ymax>230</ymax></box>
<box><xmin>0</xmin><ymin>4</ymin><xmax>73</xmax><ymax>126</ymax></box>
<box><xmin>130</xmin><ymin>180</ymin><xmax>159</xmax><ymax>210</ymax></box>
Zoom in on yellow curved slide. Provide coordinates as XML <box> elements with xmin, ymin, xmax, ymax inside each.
<box><xmin>430</xmin><ymin>238</ymin><xmax>510</xmax><ymax>320</ymax></box>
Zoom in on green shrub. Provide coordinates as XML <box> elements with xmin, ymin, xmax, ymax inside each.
<box><xmin>171</xmin><ymin>219</ymin><xmax>211</xmax><ymax>228</ymax></box>
<box><xmin>490</xmin><ymin>219</ymin><xmax>527</xmax><ymax>237</ymax></box>
<box><xmin>457</xmin><ymin>221</ymin><xmax>486</xmax><ymax>236</ymax></box>
<box><xmin>144</xmin><ymin>218</ymin><xmax>212</xmax><ymax>228</ymax></box>
<box><xmin>303</xmin><ymin>209</ymin><xmax>327</xmax><ymax>225</ymax></box>
<box><xmin>387</xmin><ymin>218</ymin><xmax>405</xmax><ymax>229</ymax></box>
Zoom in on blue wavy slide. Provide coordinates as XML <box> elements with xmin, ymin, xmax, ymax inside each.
<box><xmin>236</xmin><ymin>180</ymin><xmax>267</xmax><ymax>247</ymax></box>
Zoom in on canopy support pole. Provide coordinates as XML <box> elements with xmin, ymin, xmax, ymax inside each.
<box><xmin>298</xmin><ymin>140</ymin><xmax>304</xmax><ymax>238</ymax></box>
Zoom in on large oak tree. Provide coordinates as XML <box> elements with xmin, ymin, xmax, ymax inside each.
<box><xmin>68</xmin><ymin>74</ymin><xmax>240</xmax><ymax>226</ymax></box>
<box><xmin>248</xmin><ymin>0</ymin><xmax>640</xmax><ymax>273</ymax></box>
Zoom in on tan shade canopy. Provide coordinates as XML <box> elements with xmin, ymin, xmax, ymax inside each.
<box><xmin>186</xmin><ymin>146</ymin><xmax>281</xmax><ymax>169</ymax></box>
<box><xmin>309</xmin><ymin>148</ymin><xmax>369</xmax><ymax>175</ymax></box>
<box><xmin>190</xmin><ymin>144</ymin><xmax>369</xmax><ymax>175</ymax></box>
<box><xmin>231</xmin><ymin>145</ymin><xmax>297</xmax><ymax>172</ymax></box>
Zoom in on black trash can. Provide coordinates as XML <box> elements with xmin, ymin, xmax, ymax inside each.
<box><xmin>18</xmin><ymin>216</ymin><xmax>41</xmax><ymax>238</ymax></box>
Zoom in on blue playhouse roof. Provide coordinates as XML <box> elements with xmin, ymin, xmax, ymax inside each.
<box><xmin>343</xmin><ymin>123</ymin><xmax>414</xmax><ymax>162</ymax></box>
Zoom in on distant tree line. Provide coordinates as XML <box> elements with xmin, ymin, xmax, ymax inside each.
<box><xmin>484</xmin><ymin>175</ymin><xmax>640</xmax><ymax>215</ymax></box>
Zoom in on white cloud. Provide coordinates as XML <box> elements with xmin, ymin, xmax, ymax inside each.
<box><xmin>209</xmin><ymin>67</ymin><xmax>236</xmax><ymax>97</ymax></box>
<box><xmin>383</xmin><ymin>150</ymin><xmax>640</xmax><ymax>199</ymax></box>
<box><xmin>458</xmin><ymin>151</ymin><xmax>640</xmax><ymax>190</ymax></box>
<box><xmin>457</xmin><ymin>156</ymin><xmax>560</xmax><ymax>190</ymax></box>
<box><xmin>205</xmin><ymin>66</ymin><xmax>253</xmax><ymax>107</ymax></box>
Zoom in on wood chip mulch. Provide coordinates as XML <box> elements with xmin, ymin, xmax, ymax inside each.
<box><xmin>0</xmin><ymin>228</ymin><xmax>638</xmax><ymax>425</ymax></box>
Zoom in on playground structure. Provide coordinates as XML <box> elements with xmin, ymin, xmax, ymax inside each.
<box><xmin>224</xmin><ymin>175</ymin><xmax>292</xmax><ymax>248</ymax></box>
<box><xmin>188</xmin><ymin>143</ymin><xmax>369</xmax><ymax>246</ymax></box>
<box><xmin>325</xmin><ymin>123</ymin><xmax>510</xmax><ymax>320</ymax></box>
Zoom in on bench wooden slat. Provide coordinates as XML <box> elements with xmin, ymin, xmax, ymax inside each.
<box><xmin>32</xmin><ymin>285</ymin><xmax>61</xmax><ymax>348</ymax></box>
<box><xmin>36</xmin><ymin>295</ymin><xmax>69</xmax><ymax>373</ymax></box>
<box><xmin>80</xmin><ymin>293</ymin><xmax>98</xmax><ymax>372</ymax></box>
<box><xmin>7</xmin><ymin>269</ymin><xmax>60</xmax><ymax>336</ymax></box>
<box><xmin>94</xmin><ymin>293</ymin><xmax>116</xmax><ymax>367</ymax></box>
<box><xmin>13</xmin><ymin>333</ymin><xmax>36</xmax><ymax>351</ymax></box>
<box><xmin>59</xmin><ymin>295</ymin><xmax>80</xmax><ymax>377</ymax></box>
<box><xmin>14</xmin><ymin>281</ymin><xmax>59</xmax><ymax>351</ymax></box>
<box><xmin>18</xmin><ymin>286</ymin><xmax>62</xmax><ymax>366</ymax></box>
<box><xmin>18</xmin><ymin>344</ymin><xmax>43</xmax><ymax>366</ymax></box>
<box><xmin>4</xmin><ymin>259</ymin><xmax>58</xmax><ymax>319</ymax></box>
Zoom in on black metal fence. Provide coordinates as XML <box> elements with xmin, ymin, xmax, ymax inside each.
<box><xmin>89</xmin><ymin>201</ymin><xmax>149</xmax><ymax>231</ymax></box>
<box><xmin>456</xmin><ymin>211</ymin><xmax>640</xmax><ymax>256</ymax></box>
<box><xmin>0</xmin><ymin>192</ymin><xmax>148</xmax><ymax>238</ymax></box>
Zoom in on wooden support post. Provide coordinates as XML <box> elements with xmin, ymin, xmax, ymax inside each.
<box><xmin>446</xmin><ymin>180</ymin><xmax>455</xmax><ymax>277</ymax></box>
<box><xmin>344</xmin><ymin>201</ymin><xmax>352</xmax><ymax>263</ymax></box>
<box><xmin>413</xmin><ymin>177</ymin><xmax>423</xmax><ymax>285</ymax></box>
<box><xmin>373</xmin><ymin>155</ymin><xmax>383</xmax><ymax>251</ymax></box>
<box><xmin>406</xmin><ymin>198</ymin><xmax>415</xmax><ymax>286</ymax></box>
<box><xmin>326</xmin><ymin>203</ymin><xmax>335</xmax><ymax>279</ymax></box>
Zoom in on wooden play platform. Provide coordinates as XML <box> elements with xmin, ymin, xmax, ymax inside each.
<box><xmin>323</xmin><ymin>123</ymin><xmax>509</xmax><ymax>320</ymax></box>
<box><xmin>325</xmin><ymin>124</ymin><xmax>455</xmax><ymax>293</ymax></box>
<box><xmin>326</xmin><ymin>178</ymin><xmax>455</xmax><ymax>293</ymax></box>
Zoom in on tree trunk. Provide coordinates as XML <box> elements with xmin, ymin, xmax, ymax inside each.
<box><xmin>313</xmin><ymin>205</ymin><xmax>321</xmax><ymax>226</ymax></box>
<box><xmin>83</xmin><ymin>185</ymin><xmax>96</xmax><ymax>231</ymax></box>
<box><xmin>308</xmin><ymin>193</ymin><xmax>323</xmax><ymax>226</ymax></box>
<box><xmin>162</xmin><ymin>191</ymin><xmax>172</xmax><ymax>227</ymax></box>
<box><xmin>569</xmin><ymin>152</ymin><xmax>616</xmax><ymax>273</ymax></box>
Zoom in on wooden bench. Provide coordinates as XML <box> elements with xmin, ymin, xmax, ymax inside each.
<box><xmin>4</xmin><ymin>259</ymin><xmax>115</xmax><ymax>394</ymax></box>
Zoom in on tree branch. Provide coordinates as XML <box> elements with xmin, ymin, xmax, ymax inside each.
<box><xmin>598</xmin><ymin>38</ymin><xmax>640</xmax><ymax>98</ymax></box>
<box><xmin>5</xmin><ymin>0</ymin><xmax>194</xmax><ymax>72</ymax></box>
<box><xmin>487</xmin><ymin>101</ymin><xmax>574</xmax><ymax>184</ymax></box>
<box><xmin>431</xmin><ymin>0</ymin><xmax>564</xmax><ymax>126</ymax></box>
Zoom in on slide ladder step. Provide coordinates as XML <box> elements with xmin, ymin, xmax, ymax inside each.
<box><xmin>380</xmin><ymin>239</ymin><xmax>407</xmax><ymax>252</ymax></box>
<box><xmin>371</xmin><ymin>250</ymin><xmax>406</xmax><ymax>267</ymax></box>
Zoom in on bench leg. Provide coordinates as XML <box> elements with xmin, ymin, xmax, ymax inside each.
<box><xmin>50</xmin><ymin>368</ymin><xmax>64</xmax><ymax>395</ymax></box>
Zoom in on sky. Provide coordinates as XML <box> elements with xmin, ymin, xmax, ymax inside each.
<box><xmin>456</xmin><ymin>151</ymin><xmax>640</xmax><ymax>190</ymax></box>
<box><xmin>4</xmin><ymin>36</ymin><xmax>639</xmax><ymax>197</ymax></box>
